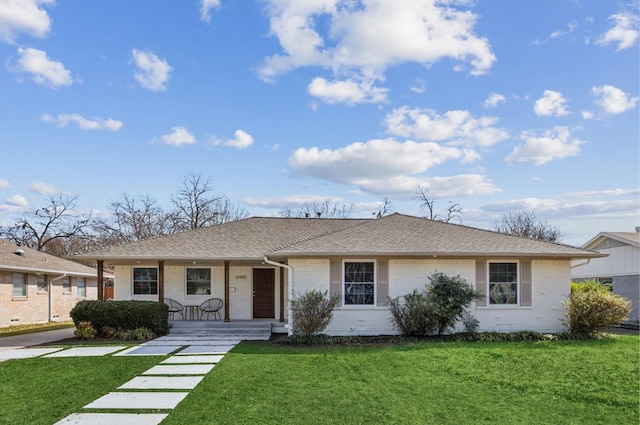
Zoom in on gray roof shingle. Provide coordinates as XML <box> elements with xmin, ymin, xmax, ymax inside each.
<box><xmin>1</xmin><ymin>239</ymin><xmax>99</xmax><ymax>276</ymax></box>
<box><xmin>70</xmin><ymin>214</ymin><xmax>603</xmax><ymax>262</ymax></box>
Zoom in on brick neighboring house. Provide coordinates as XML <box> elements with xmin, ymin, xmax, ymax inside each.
<box><xmin>70</xmin><ymin>213</ymin><xmax>606</xmax><ymax>336</ymax></box>
<box><xmin>0</xmin><ymin>239</ymin><xmax>105</xmax><ymax>327</ymax></box>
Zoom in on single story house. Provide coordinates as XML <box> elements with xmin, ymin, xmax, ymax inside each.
<box><xmin>0</xmin><ymin>239</ymin><xmax>106</xmax><ymax>327</ymax></box>
<box><xmin>70</xmin><ymin>213</ymin><xmax>605</xmax><ymax>335</ymax></box>
<box><xmin>571</xmin><ymin>230</ymin><xmax>639</xmax><ymax>324</ymax></box>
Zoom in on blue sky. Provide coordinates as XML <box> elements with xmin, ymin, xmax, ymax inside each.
<box><xmin>0</xmin><ymin>0</ymin><xmax>638</xmax><ymax>246</ymax></box>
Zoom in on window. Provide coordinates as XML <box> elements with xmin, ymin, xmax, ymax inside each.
<box><xmin>62</xmin><ymin>277</ymin><xmax>71</xmax><ymax>294</ymax></box>
<box><xmin>186</xmin><ymin>268</ymin><xmax>211</xmax><ymax>295</ymax></box>
<box><xmin>133</xmin><ymin>267</ymin><xmax>158</xmax><ymax>295</ymax></box>
<box><xmin>344</xmin><ymin>261</ymin><xmax>375</xmax><ymax>305</ymax></box>
<box><xmin>77</xmin><ymin>277</ymin><xmax>86</xmax><ymax>298</ymax></box>
<box><xmin>37</xmin><ymin>275</ymin><xmax>48</xmax><ymax>293</ymax></box>
<box><xmin>489</xmin><ymin>262</ymin><xmax>518</xmax><ymax>304</ymax></box>
<box><xmin>12</xmin><ymin>272</ymin><xmax>27</xmax><ymax>297</ymax></box>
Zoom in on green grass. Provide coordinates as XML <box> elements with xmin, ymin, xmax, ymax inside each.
<box><xmin>0</xmin><ymin>356</ymin><xmax>161</xmax><ymax>425</ymax></box>
<box><xmin>163</xmin><ymin>336</ymin><xmax>640</xmax><ymax>425</ymax></box>
<box><xmin>0</xmin><ymin>321</ymin><xmax>74</xmax><ymax>337</ymax></box>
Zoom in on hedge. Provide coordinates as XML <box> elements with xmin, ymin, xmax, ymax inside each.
<box><xmin>70</xmin><ymin>300</ymin><xmax>169</xmax><ymax>336</ymax></box>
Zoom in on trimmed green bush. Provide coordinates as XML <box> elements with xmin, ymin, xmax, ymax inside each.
<box><xmin>290</xmin><ymin>289</ymin><xmax>340</xmax><ymax>338</ymax></box>
<box><xmin>564</xmin><ymin>281</ymin><xmax>631</xmax><ymax>334</ymax></box>
<box><xmin>74</xmin><ymin>321</ymin><xmax>96</xmax><ymax>339</ymax></box>
<box><xmin>70</xmin><ymin>300</ymin><xmax>169</xmax><ymax>336</ymax></box>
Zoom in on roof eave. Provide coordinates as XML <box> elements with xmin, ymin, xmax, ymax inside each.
<box><xmin>0</xmin><ymin>264</ymin><xmax>98</xmax><ymax>277</ymax></box>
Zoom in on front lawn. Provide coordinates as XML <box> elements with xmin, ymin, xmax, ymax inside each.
<box><xmin>164</xmin><ymin>335</ymin><xmax>639</xmax><ymax>425</ymax></box>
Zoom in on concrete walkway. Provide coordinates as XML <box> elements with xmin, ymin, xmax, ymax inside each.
<box><xmin>0</xmin><ymin>327</ymin><xmax>75</xmax><ymax>353</ymax></box>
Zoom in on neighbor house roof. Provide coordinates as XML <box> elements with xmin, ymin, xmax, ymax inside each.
<box><xmin>0</xmin><ymin>239</ymin><xmax>101</xmax><ymax>277</ymax></box>
<box><xmin>70</xmin><ymin>214</ymin><xmax>604</xmax><ymax>263</ymax></box>
<box><xmin>582</xmin><ymin>231</ymin><xmax>640</xmax><ymax>250</ymax></box>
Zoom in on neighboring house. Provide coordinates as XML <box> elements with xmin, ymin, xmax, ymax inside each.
<box><xmin>571</xmin><ymin>230</ymin><xmax>640</xmax><ymax>324</ymax></box>
<box><xmin>70</xmin><ymin>213</ymin><xmax>605</xmax><ymax>335</ymax></box>
<box><xmin>0</xmin><ymin>239</ymin><xmax>106</xmax><ymax>327</ymax></box>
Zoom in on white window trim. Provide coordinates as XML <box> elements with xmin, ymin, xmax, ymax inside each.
<box><xmin>185</xmin><ymin>267</ymin><xmax>212</xmax><ymax>296</ymax></box>
<box><xmin>132</xmin><ymin>266</ymin><xmax>159</xmax><ymax>296</ymax></box>
<box><xmin>487</xmin><ymin>260</ymin><xmax>520</xmax><ymax>306</ymax></box>
<box><xmin>342</xmin><ymin>259</ymin><xmax>377</xmax><ymax>307</ymax></box>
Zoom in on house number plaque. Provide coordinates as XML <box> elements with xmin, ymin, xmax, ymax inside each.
<box><xmin>235</xmin><ymin>274</ymin><xmax>247</xmax><ymax>279</ymax></box>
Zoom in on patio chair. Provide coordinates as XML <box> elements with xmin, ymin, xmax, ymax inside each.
<box><xmin>164</xmin><ymin>298</ymin><xmax>185</xmax><ymax>321</ymax></box>
<box><xmin>199</xmin><ymin>298</ymin><xmax>223</xmax><ymax>321</ymax></box>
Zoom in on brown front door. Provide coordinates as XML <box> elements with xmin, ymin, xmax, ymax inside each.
<box><xmin>253</xmin><ymin>268</ymin><xmax>275</xmax><ymax>318</ymax></box>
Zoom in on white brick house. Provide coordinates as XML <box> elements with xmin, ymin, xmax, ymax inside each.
<box><xmin>70</xmin><ymin>213</ymin><xmax>605</xmax><ymax>335</ymax></box>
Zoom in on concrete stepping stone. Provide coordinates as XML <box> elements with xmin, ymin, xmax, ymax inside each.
<box><xmin>161</xmin><ymin>354</ymin><xmax>223</xmax><ymax>364</ymax></box>
<box><xmin>118</xmin><ymin>376</ymin><xmax>204</xmax><ymax>390</ymax></box>
<box><xmin>44</xmin><ymin>346</ymin><xmax>126</xmax><ymax>357</ymax></box>
<box><xmin>178</xmin><ymin>345</ymin><xmax>235</xmax><ymax>354</ymax></box>
<box><xmin>54</xmin><ymin>413</ymin><xmax>168</xmax><ymax>425</ymax></box>
<box><xmin>114</xmin><ymin>345</ymin><xmax>178</xmax><ymax>356</ymax></box>
<box><xmin>84</xmin><ymin>392</ymin><xmax>189</xmax><ymax>410</ymax></box>
<box><xmin>0</xmin><ymin>347</ymin><xmax>62</xmax><ymax>360</ymax></box>
<box><xmin>143</xmin><ymin>364</ymin><xmax>214</xmax><ymax>375</ymax></box>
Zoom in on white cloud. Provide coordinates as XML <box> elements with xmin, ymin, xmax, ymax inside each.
<box><xmin>596</xmin><ymin>12</ymin><xmax>639</xmax><ymax>51</ymax></box>
<box><xmin>581</xmin><ymin>110</ymin><xmax>594</xmax><ymax>120</ymax></box>
<box><xmin>41</xmin><ymin>113</ymin><xmax>123</xmax><ymax>131</ymax></box>
<box><xmin>242</xmin><ymin>194</ymin><xmax>342</xmax><ymax>209</ymax></box>
<box><xmin>384</xmin><ymin>107</ymin><xmax>509</xmax><ymax>148</ymax></box>
<box><xmin>0</xmin><ymin>178</ymin><xmax>9</xmax><ymax>189</ymax></box>
<box><xmin>225</xmin><ymin>130</ymin><xmax>254</xmax><ymax>149</ymax></box>
<box><xmin>29</xmin><ymin>181</ymin><xmax>57</xmax><ymax>195</ymax></box>
<box><xmin>131</xmin><ymin>49</ymin><xmax>172</xmax><ymax>91</ymax></box>
<box><xmin>289</xmin><ymin>138</ymin><xmax>465</xmax><ymax>185</ymax></box>
<box><xmin>550</xmin><ymin>20</ymin><xmax>578</xmax><ymax>39</ymax></box>
<box><xmin>355</xmin><ymin>173</ymin><xmax>500</xmax><ymax>198</ymax></box>
<box><xmin>307</xmin><ymin>76</ymin><xmax>388</xmax><ymax>104</ymax></box>
<box><xmin>199</xmin><ymin>0</ymin><xmax>221</xmax><ymax>23</ymax></box>
<box><xmin>158</xmin><ymin>126</ymin><xmax>196</xmax><ymax>146</ymax></box>
<box><xmin>505</xmin><ymin>126</ymin><xmax>584</xmax><ymax>165</ymax></box>
<box><xmin>566</xmin><ymin>188</ymin><xmax>640</xmax><ymax>198</ymax></box>
<box><xmin>12</xmin><ymin>47</ymin><xmax>72</xmax><ymax>88</ymax></box>
<box><xmin>0</xmin><ymin>0</ymin><xmax>54</xmax><ymax>43</ymax></box>
<box><xmin>534</xmin><ymin>90</ymin><xmax>569</xmax><ymax>116</ymax></box>
<box><xmin>484</xmin><ymin>93</ymin><xmax>506</xmax><ymax>108</ymax></box>
<box><xmin>409</xmin><ymin>78</ymin><xmax>426</xmax><ymax>94</ymax></box>
<box><xmin>6</xmin><ymin>194</ymin><xmax>28</xmax><ymax>207</ymax></box>
<box><xmin>259</xmin><ymin>0</ymin><xmax>495</xmax><ymax>104</ymax></box>
<box><xmin>590</xmin><ymin>85</ymin><xmax>638</xmax><ymax>115</ymax></box>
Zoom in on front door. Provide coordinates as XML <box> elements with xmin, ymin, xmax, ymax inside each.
<box><xmin>253</xmin><ymin>268</ymin><xmax>275</xmax><ymax>318</ymax></box>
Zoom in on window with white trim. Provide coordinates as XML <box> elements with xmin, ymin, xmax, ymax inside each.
<box><xmin>344</xmin><ymin>261</ymin><xmax>375</xmax><ymax>305</ymax></box>
<box><xmin>488</xmin><ymin>262</ymin><xmax>518</xmax><ymax>305</ymax></box>
<box><xmin>186</xmin><ymin>268</ymin><xmax>211</xmax><ymax>295</ymax></box>
<box><xmin>77</xmin><ymin>277</ymin><xmax>86</xmax><ymax>298</ymax></box>
<box><xmin>12</xmin><ymin>272</ymin><xmax>27</xmax><ymax>297</ymax></box>
<box><xmin>62</xmin><ymin>276</ymin><xmax>71</xmax><ymax>294</ymax></box>
<box><xmin>133</xmin><ymin>267</ymin><xmax>158</xmax><ymax>295</ymax></box>
<box><xmin>37</xmin><ymin>274</ymin><xmax>48</xmax><ymax>293</ymax></box>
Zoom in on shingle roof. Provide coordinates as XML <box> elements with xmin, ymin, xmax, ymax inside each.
<box><xmin>0</xmin><ymin>239</ymin><xmax>100</xmax><ymax>276</ymax></box>
<box><xmin>582</xmin><ymin>231</ymin><xmax>640</xmax><ymax>249</ymax></box>
<box><xmin>70</xmin><ymin>214</ymin><xmax>603</xmax><ymax>262</ymax></box>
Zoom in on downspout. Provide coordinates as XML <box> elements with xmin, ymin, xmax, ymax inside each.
<box><xmin>571</xmin><ymin>259</ymin><xmax>591</xmax><ymax>269</ymax></box>
<box><xmin>48</xmin><ymin>273</ymin><xmax>67</xmax><ymax>322</ymax></box>
<box><xmin>263</xmin><ymin>256</ymin><xmax>293</xmax><ymax>336</ymax></box>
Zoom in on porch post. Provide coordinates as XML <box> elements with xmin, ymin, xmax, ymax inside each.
<box><xmin>279</xmin><ymin>266</ymin><xmax>285</xmax><ymax>322</ymax></box>
<box><xmin>224</xmin><ymin>261</ymin><xmax>230</xmax><ymax>322</ymax></box>
<box><xmin>97</xmin><ymin>260</ymin><xmax>104</xmax><ymax>301</ymax></box>
<box><xmin>158</xmin><ymin>260</ymin><xmax>165</xmax><ymax>302</ymax></box>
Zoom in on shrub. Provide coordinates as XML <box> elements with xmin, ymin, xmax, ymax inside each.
<box><xmin>114</xmin><ymin>327</ymin><xmax>156</xmax><ymax>341</ymax></box>
<box><xmin>74</xmin><ymin>321</ymin><xmax>96</xmax><ymax>339</ymax></box>
<box><xmin>564</xmin><ymin>282</ymin><xmax>631</xmax><ymax>334</ymax></box>
<box><xmin>290</xmin><ymin>289</ymin><xmax>340</xmax><ymax>338</ymax></box>
<box><xmin>389</xmin><ymin>271</ymin><xmax>484</xmax><ymax>336</ymax></box>
<box><xmin>70</xmin><ymin>300</ymin><xmax>169</xmax><ymax>336</ymax></box>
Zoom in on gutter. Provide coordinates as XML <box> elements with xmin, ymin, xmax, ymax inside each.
<box><xmin>263</xmin><ymin>256</ymin><xmax>293</xmax><ymax>337</ymax></box>
<box><xmin>47</xmin><ymin>273</ymin><xmax>67</xmax><ymax>323</ymax></box>
<box><xmin>0</xmin><ymin>264</ymin><xmax>97</xmax><ymax>277</ymax></box>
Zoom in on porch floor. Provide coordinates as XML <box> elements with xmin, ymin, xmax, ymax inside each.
<box><xmin>168</xmin><ymin>319</ymin><xmax>285</xmax><ymax>340</ymax></box>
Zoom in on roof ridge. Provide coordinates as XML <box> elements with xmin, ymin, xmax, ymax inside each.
<box><xmin>271</xmin><ymin>218</ymin><xmax>372</xmax><ymax>252</ymax></box>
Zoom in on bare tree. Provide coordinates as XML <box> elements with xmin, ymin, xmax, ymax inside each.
<box><xmin>493</xmin><ymin>210</ymin><xmax>562</xmax><ymax>243</ymax></box>
<box><xmin>278</xmin><ymin>198</ymin><xmax>353</xmax><ymax>218</ymax></box>
<box><xmin>373</xmin><ymin>197</ymin><xmax>394</xmax><ymax>218</ymax></box>
<box><xmin>416</xmin><ymin>185</ymin><xmax>462</xmax><ymax>223</ymax></box>
<box><xmin>170</xmin><ymin>173</ymin><xmax>249</xmax><ymax>231</ymax></box>
<box><xmin>93</xmin><ymin>194</ymin><xmax>173</xmax><ymax>244</ymax></box>
<box><xmin>0</xmin><ymin>195</ymin><xmax>94</xmax><ymax>255</ymax></box>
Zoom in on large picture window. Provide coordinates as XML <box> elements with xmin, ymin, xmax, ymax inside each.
<box><xmin>12</xmin><ymin>272</ymin><xmax>27</xmax><ymax>297</ymax></box>
<box><xmin>489</xmin><ymin>262</ymin><xmax>518</xmax><ymax>305</ymax></box>
<box><xmin>344</xmin><ymin>261</ymin><xmax>375</xmax><ymax>305</ymax></box>
<box><xmin>133</xmin><ymin>267</ymin><xmax>158</xmax><ymax>295</ymax></box>
<box><xmin>186</xmin><ymin>268</ymin><xmax>211</xmax><ymax>295</ymax></box>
